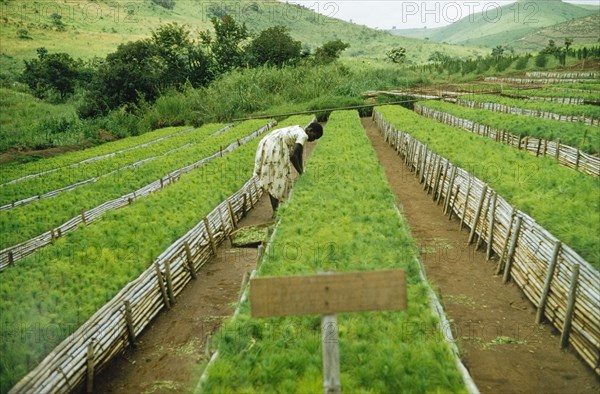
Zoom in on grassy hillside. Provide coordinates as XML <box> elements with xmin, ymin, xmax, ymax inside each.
<box><xmin>391</xmin><ymin>0</ymin><xmax>598</xmax><ymax>50</ymax></box>
<box><xmin>516</xmin><ymin>13</ymin><xmax>600</xmax><ymax>51</ymax></box>
<box><xmin>0</xmin><ymin>0</ymin><xmax>486</xmax><ymax>74</ymax></box>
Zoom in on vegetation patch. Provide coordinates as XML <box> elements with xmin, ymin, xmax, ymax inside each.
<box><xmin>199</xmin><ymin>111</ymin><xmax>466</xmax><ymax>392</ymax></box>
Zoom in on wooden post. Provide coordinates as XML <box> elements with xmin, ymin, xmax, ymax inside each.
<box><xmin>160</xmin><ymin>178</ymin><xmax>164</xmax><ymax>189</ymax></box>
<box><xmin>496</xmin><ymin>209</ymin><xmax>515</xmax><ymax>275</ymax></box>
<box><xmin>322</xmin><ymin>314</ymin><xmax>341</xmax><ymax>394</ymax></box>
<box><xmin>420</xmin><ymin>145</ymin><xmax>428</xmax><ymax>184</ymax></box>
<box><xmin>422</xmin><ymin>153</ymin><xmax>431</xmax><ymax>190</ymax></box>
<box><xmin>204</xmin><ymin>218</ymin><xmax>217</xmax><ymax>255</ymax></box>
<box><xmin>536</xmin><ymin>241</ymin><xmax>561</xmax><ymax>324</ymax></box>
<box><xmin>154</xmin><ymin>262</ymin><xmax>171</xmax><ymax>310</ymax></box>
<box><xmin>560</xmin><ymin>264</ymin><xmax>580</xmax><ymax>349</ymax></box>
<box><xmin>575</xmin><ymin>150</ymin><xmax>580</xmax><ymax>170</ymax></box>
<box><xmin>486</xmin><ymin>192</ymin><xmax>497</xmax><ymax>260</ymax></box>
<box><xmin>242</xmin><ymin>194</ymin><xmax>248</xmax><ymax>217</ymax></box>
<box><xmin>164</xmin><ymin>259</ymin><xmax>175</xmax><ymax>304</ymax></box>
<box><xmin>476</xmin><ymin>189</ymin><xmax>491</xmax><ymax>251</ymax></box>
<box><xmin>8</xmin><ymin>251</ymin><xmax>14</xmax><ymax>267</ymax></box>
<box><xmin>555</xmin><ymin>138</ymin><xmax>561</xmax><ymax>161</ymax></box>
<box><xmin>184</xmin><ymin>241</ymin><xmax>197</xmax><ymax>280</ymax></box>
<box><xmin>436</xmin><ymin>163</ymin><xmax>449</xmax><ymax>205</ymax></box>
<box><xmin>81</xmin><ymin>210</ymin><xmax>87</xmax><ymax>225</ymax></box>
<box><xmin>248</xmin><ymin>187</ymin><xmax>255</xmax><ymax>209</ymax></box>
<box><xmin>124</xmin><ymin>301</ymin><xmax>137</xmax><ymax>347</ymax></box>
<box><xmin>227</xmin><ymin>201</ymin><xmax>238</xmax><ymax>229</ymax></box>
<box><xmin>459</xmin><ymin>180</ymin><xmax>472</xmax><ymax>231</ymax></box>
<box><xmin>448</xmin><ymin>184</ymin><xmax>460</xmax><ymax>221</ymax></box>
<box><xmin>468</xmin><ymin>184</ymin><xmax>488</xmax><ymax>244</ymax></box>
<box><xmin>535</xmin><ymin>139</ymin><xmax>542</xmax><ymax>157</ymax></box>
<box><xmin>503</xmin><ymin>216</ymin><xmax>522</xmax><ymax>283</ymax></box>
<box><xmin>443</xmin><ymin>166</ymin><xmax>457</xmax><ymax>215</ymax></box>
<box><xmin>86</xmin><ymin>340</ymin><xmax>95</xmax><ymax>394</ymax></box>
<box><xmin>432</xmin><ymin>158</ymin><xmax>443</xmax><ymax>200</ymax></box>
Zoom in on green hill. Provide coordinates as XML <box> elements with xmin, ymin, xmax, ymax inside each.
<box><xmin>0</xmin><ymin>0</ymin><xmax>486</xmax><ymax>74</ymax></box>
<box><xmin>516</xmin><ymin>13</ymin><xmax>600</xmax><ymax>51</ymax></box>
<box><xmin>391</xmin><ymin>0</ymin><xmax>598</xmax><ymax>49</ymax></box>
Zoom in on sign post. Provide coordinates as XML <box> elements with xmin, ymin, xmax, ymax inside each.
<box><xmin>250</xmin><ymin>269</ymin><xmax>407</xmax><ymax>393</ymax></box>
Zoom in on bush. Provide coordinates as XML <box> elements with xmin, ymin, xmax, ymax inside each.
<box><xmin>535</xmin><ymin>53</ymin><xmax>548</xmax><ymax>68</ymax></box>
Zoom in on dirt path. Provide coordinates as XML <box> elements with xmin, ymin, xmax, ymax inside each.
<box><xmin>361</xmin><ymin>117</ymin><xmax>598</xmax><ymax>394</ymax></box>
<box><xmin>94</xmin><ymin>139</ymin><xmax>319</xmax><ymax>394</ymax></box>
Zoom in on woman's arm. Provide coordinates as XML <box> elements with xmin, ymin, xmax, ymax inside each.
<box><xmin>290</xmin><ymin>143</ymin><xmax>304</xmax><ymax>174</ymax></box>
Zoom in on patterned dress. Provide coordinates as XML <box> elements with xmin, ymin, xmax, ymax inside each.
<box><xmin>254</xmin><ymin>125</ymin><xmax>308</xmax><ymax>201</ymax></box>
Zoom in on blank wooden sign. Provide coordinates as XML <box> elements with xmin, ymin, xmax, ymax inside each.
<box><xmin>250</xmin><ymin>269</ymin><xmax>407</xmax><ymax>318</ymax></box>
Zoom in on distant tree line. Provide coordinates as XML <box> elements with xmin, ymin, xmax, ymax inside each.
<box><xmin>414</xmin><ymin>40</ymin><xmax>600</xmax><ymax>75</ymax></box>
<box><xmin>20</xmin><ymin>15</ymin><xmax>350</xmax><ymax>118</ymax></box>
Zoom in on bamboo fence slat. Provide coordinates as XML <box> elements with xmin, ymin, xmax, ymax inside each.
<box><xmin>374</xmin><ymin>109</ymin><xmax>600</xmax><ymax>375</ymax></box>
<box><xmin>414</xmin><ymin>104</ymin><xmax>600</xmax><ymax>177</ymax></box>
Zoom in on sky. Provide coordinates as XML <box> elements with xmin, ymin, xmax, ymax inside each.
<box><xmin>284</xmin><ymin>0</ymin><xmax>600</xmax><ymax>30</ymax></box>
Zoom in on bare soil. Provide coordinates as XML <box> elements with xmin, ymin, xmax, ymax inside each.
<box><xmin>92</xmin><ymin>121</ymin><xmax>599</xmax><ymax>394</ymax></box>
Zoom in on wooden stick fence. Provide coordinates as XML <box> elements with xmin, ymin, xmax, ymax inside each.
<box><xmin>500</xmin><ymin>94</ymin><xmax>588</xmax><ymax>105</ymax></box>
<box><xmin>0</xmin><ymin>126</ymin><xmax>201</xmax><ymax>188</ymax></box>
<box><xmin>455</xmin><ymin>98</ymin><xmax>599</xmax><ymax>126</ymax></box>
<box><xmin>414</xmin><ymin>104</ymin><xmax>600</xmax><ymax>177</ymax></box>
<box><xmin>374</xmin><ymin>109</ymin><xmax>600</xmax><ymax>375</ymax></box>
<box><xmin>484</xmin><ymin>77</ymin><xmax>598</xmax><ymax>84</ymax></box>
<box><xmin>525</xmin><ymin>71</ymin><xmax>600</xmax><ymax>79</ymax></box>
<box><xmin>0</xmin><ymin>122</ymin><xmax>276</xmax><ymax>271</ymax></box>
<box><xmin>8</xmin><ymin>176</ymin><xmax>264</xmax><ymax>394</ymax></box>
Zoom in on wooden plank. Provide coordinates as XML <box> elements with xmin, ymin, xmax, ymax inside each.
<box><xmin>250</xmin><ymin>270</ymin><xmax>406</xmax><ymax>318</ymax></box>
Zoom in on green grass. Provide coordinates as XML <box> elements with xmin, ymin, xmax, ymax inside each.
<box><xmin>199</xmin><ymin>111</ymin><xmax>466</xmax><ymax>393</ymax></box>
<box><xmin>0</xmin><ymin>114</ymin><xmax>315</xmax><ymax>393</ymax></box>
<box><xmin>418</xmin><ymin>100</ymin><xmax>600</xmax><ymax>154</ymax></box>
<box><xmin>0</xmin><ymin>120</ymin><xmax>272</xmax><ymax>250</ymax></box>
<box><xmin>0</xmin><ymin>88</ymin><xmax>81</xmax><ymax>152</ymax></box>
<box><xmin>376</xmin><ymin>105</ymin><xmax>600</xmax><ymax>269</ymax></box>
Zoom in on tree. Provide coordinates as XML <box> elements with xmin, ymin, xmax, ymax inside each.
<box><xmin>200</xmin><ymin>15</ymin><xmax>248</xmax><ymax>73</ymax></box>
<box><xmin>151</xmin><ymin>23</ymin><xmax>214</xmax><ymax>87</ymax></box>
<box><xmin>491</xmin><ymin>45</ymin><xmax>505</xmax><ymax>58</ymax></box>
<box><xmin>79</xmin><ymin>40</ymin><xmax>166</xmax><ymax>117</ymax></box>
<box><xmin>564</xmin><ymin>37</ymin><xmax>573</xmax><ymax>51</ymax></box>
<box><xmin>21</xmin><ymin>48</ymin><xmax>79</xmax><ymax>100</ymax></box>
<box><xmin>313</xmin><ymin>40</ymin><xmax>349</xmax><ymax>64</ymax></box>
<box><xmin>386</xmin><ymin>47</ymin><xmax>406</xmax><ymax>64</ymax></box>
<box><xmin>541</xmin><ymin>39</ymin><xmax>558</xmax><ymax>55</ymax></box>
<box><xmin>247</xmin><ymin>26</ymin><xmax>302</xmax><ymax>67</ymax></box>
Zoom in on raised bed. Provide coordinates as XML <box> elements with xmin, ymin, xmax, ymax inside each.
<box><xmin>198</xmin><ymin>110</ymin><xmax>476</xmax><ymax>393</ymax></box>
<box><xmin>374</xmin><ymin>106</ymin><xmax>599</xmax><ymax>375</ymax></box>
<box><xmin>414</xmin><ymin>103</ymin><xmax>600</xmax><ymax>176</ymax></box>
